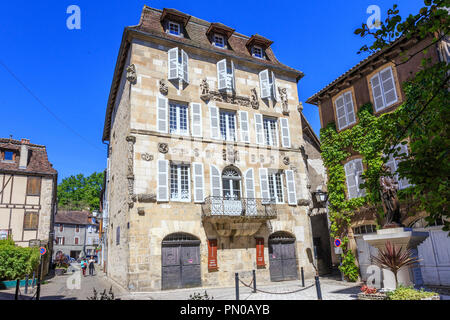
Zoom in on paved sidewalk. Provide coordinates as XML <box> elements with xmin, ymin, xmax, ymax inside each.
<box><xmin>121</xmin><ymin>278</ymin><xmax>362</xmax><ymax>300</ymax></box>
<box><xmin>0</xmin><ymin>263</ymin><xmax>126</xmax><ymax>300</ymax></box>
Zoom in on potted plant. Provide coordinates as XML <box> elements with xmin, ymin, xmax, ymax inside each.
<box><xmin>371</xmin><ymin>241</ymin><xmax>419</xmax><ymax>289</ymax></box>
<box><xmin>357</xmin><ymin>284</ymin><xmax>388</xmax><ymax>300</ymax></box>
<box><xmin>54</xmin><ymin>252</ymin><xmax>69</xmax><ymax>275</ymax></box>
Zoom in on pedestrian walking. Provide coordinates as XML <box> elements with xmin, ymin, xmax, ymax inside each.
<box><xmin>88</xmin><ymin>256</ymin><xmax>95</xmax><ymax>276</ymax></box>
<box><xmin>81</xmin><ymin>258</ymin><xmax>87</xmax><ymax>277</ymax></box>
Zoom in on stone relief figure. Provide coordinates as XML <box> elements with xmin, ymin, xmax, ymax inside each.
<box><xmin>159</xmin><ymin>79</ymin><xmax>168</xmax><ymax>95</ymax></box>
<box><xmin>158</xmin><ymin>143</ymin><xmax>168</xmax><ymax>154</ymax></box>
<box><xmin>126</xmin><ymin>64</ymin><xmax>137</xmax><ymax>84</ymax></box>
<box><xmin>250</xmin><ymin>88</ymin><xmax>259</xmax><ymax>109</ymax></box>
<box><xmin>297</xmin><ymin>102</ymin><xmax>303</xmax><ymax>113</ymax></box>
<box><xmin>379</xmin><ymin>165</ymin><xmax>402</xmax><ymax>227</ymax></box>
<box><xmin>278</xmin><ymin>87</ymin><xmax>289</xmax><ymax>115</ymax></box>
<box><xmin>200</xmin><ymin>78</ymin><xmax>210</xmax><ymax>96</ymax></box>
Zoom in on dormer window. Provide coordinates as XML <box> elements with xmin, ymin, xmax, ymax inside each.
<box><xmin>252</xmin><ymin>46</ymin><xmax>263</xmax><ymax>59</ymax></box>
<box><xmin>213</xmin><ymin>34</ymin><xmax>225</xmax><ymax>48</ymax></box>
<box><xmin>4</xmin><ymin>151</ymin><xmax>13</xmax><ymax>161</ymax></box>
<box><xmin>168</xmin><ymin>21</ymin><xmax>181</xmax><ymax>36</ymax></box>
<box><xmin>2</xmin><ymin>150</ymin><xmax>14</xmax><ymax>162</ymax></box>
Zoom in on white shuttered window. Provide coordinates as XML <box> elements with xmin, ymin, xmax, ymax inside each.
<box><xmin>384</xmin><ymin>143</ymin><xmax>411</xmax><ymax>190</ymax></box>
<box><xmin>370</xmin><ymin>66</ymin><xmax>398</xmax><ymax>112</ymax></box>
<box><xmin>167</xmin><ymin>47</ymin><xmax>189</xmax><ymax>83</ymax></box>
<box><xmin>192</xmin><ymin>163</ymin><xmax>205</xmax><ymax>203</ymax></box>
<box><xmin>209</xmin><ymin>105</ymin><xmax>220</xmax><ymax>139</ymax></box>
<box><xmin>254</xmin><ymin>113</ymin><xmax>264</xmax><ymax>145</ymax></box>
<box><xmin>210</xmin><ymin>165</ymin><xmax>222</xmax><ymax>197</ymax></box>
<box><xmin>217</xmin><ymin>59</ymin><xmax>235</xmax><ymax>91</ymax></box>
<box><xmin>335</xmin><ymin>91</ymin><xmax>356</xmax><ymax>131</ymax></box>
<box><xmin>157</xmin><ymin>95</ymin><xmax>169</xmax><ymax>133</ymax></box>
<box><xmin>344</xmin><ymin>159</ymin><xmax>366</xmax><ymax>199</ymax></box>
<box><xmin>238</xmin><ymin>110</ymin><xmax>250</xmax><ymax>143</ymax></box>
<box><xmin>279</xmin><ymin>118</ymin><xmax>291</xmax><ymax>148</ymax></box>
<box><xmin>285</xmin><ymin>170</ymin><xmax>297</xmax><ymax>205</ymax></box>
<box><xmin>259</xmin><ymin>168</ymin><xmax>270</xmax><ymax>203</ymax></box>
<box><xmin>190</xmin><ymin>102</ymin><xmax>202</xmax><ymax>137</ymax></box>
<box><xmin>157</xmin><ymin>160</ymin><xmax>169</xmax><ymax>201</ymax></box>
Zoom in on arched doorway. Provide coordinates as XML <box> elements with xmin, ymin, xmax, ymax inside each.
<box><xmin>268</xmin><ymin>232</ymin><xmax>298</xmax><ymax>281</ymax></box>
<box><xmin>161</xmin><ymin>233</ymin><xmax>201</xmax><ymax>290</ymax></box>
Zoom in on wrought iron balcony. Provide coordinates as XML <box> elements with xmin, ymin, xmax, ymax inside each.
<box><xmin>201</xmin><ymin>196</ymin><xmax>277</xmax><ymax>219</ymax></box>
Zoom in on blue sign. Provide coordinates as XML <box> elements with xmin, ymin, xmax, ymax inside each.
<box><xmin>334</xmin><ymin>239</ymin><xmax>341</xmax><ymax>247</ymax></box>
<box><xmin>39</xmin><ymin>247</ymin><xmax>46</xmax><ymax>256</ymax></box>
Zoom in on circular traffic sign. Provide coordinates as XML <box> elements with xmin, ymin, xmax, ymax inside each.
<box><xmin>39</xmin><ymin>247</ymin><xmax>47</xmax><ymax>256</ymax></box>
<box><xmin>334</xmin><ymin>238</ymin><xmax>341</xmax><ymax>247</ymax></box>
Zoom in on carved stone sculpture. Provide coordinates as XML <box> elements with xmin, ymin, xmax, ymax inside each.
<box><xmin>126</xmin><ymin>64</ymin><xmax>137</xmax><ymax>84</ymax></box>
<box><xmin>158</xmin><ymin>143</ymin><xmax>168</xmax><ymax>154</ymax></box>
<box><xmin>283</xmin><ymin>156</ymin><xmax>290</xmax><ymax>165</ymax></box>
<box><xmin>297</xmin><ymin>102</ymin><xmax>303</xmax><ymax>113</ymax></box>
<box><xmin>278</xmin><ymin>87</ymin><xmax>289</xmax><ymax>115</ymax></box>
<box><xmin>126</xmin><ymin>136</ymin><xmax>136</xmax><ymax>208</ymax></box>
<box><xmin>201</xmin><ymin>79</ymin><xmax>209</xmax><ymax>95</ymax></box>
<box><xmin>141</xmin><ymin>153</ymin><xmax>153</xmax><ymax>161</ymax></box>
<box><xmin>250</xmin><ymin>88</ymin><xmax>259</xmax><ymax>109</ymax></box>
<box><xmin>380</xmin><ymin>165</ymin><xmax>402</xmax><ymax>227</ymax></box>
<box><xmin>159</xmin><ymin>79</ymin><xmax>168</xmax><ymax>95</ymax></box>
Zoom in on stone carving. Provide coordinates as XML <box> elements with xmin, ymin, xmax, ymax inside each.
<box><xmin>297</xmin><ymin>199</ymin><xmax>311</xmax><ymax>206</ymax></box>
<box><xmin>297</xmin><ymin>102</ymin><xmax>303</xmax><ymax>113</ymax></box>
<box><xmin>126</xmin><ymin>135</ymin><xmax>136</xmax><ymax>208</ymax></box>
<box><xmin>201</xmin><ymin>89</ymin><xmax>251</xmax><ymax>108</ymax></box>
<box><xmin>194</xmin><ymin>148</ymin><xmax>200</xmax><ymax>157</ymax></box>
<box><xmin>136</xmin><ymin>193</ymin><xmax>157</xmax><ymax>203</ymax></box>
<box><xmin>223</xmin><ymin>147</ymin><xmax>239</xmax><ymax>163</ymax></box>
<box><xmin>141</xmin><ymin>153</ymin><xmax>153</xmax><ymax>161</ymax></box>
<box><xmin>283</xmin><ymin>156</ymin><xmax>290</xmax><ymax>165</ymax></box>
<box><xmin>380</xmin><ymin>165</ymin><xmax>402</xmax><ymax>227</ymax></box>
<box><xmin>159</xmin><ymin>79</ymin><xmax>168</xmax><ymax>95</ymax></box>
<box><xmin>278</xmin><ymin>87</ymin><xmax>289</xmax><ymax>115</ymax></box>
<box><xmin>250</xmin><ymin>88</ymin><xmax>259</xmax><ymax>109</ymax></box>
<box><xmin>158</xmin><ymin>143</ymin><xmax>168</xmax><ymax>154</ymax></box>
<box><xmin>126</xmin><ymin>64</ymin><xmax>137</xmax><ymax>84</ymax></box>
<box><xmin>200</xmin><ymin>78</ymin><xmax>210</xmax><ymax>97</ymax></box>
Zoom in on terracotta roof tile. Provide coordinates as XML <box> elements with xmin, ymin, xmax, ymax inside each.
<box><xmin>55</xmin><ymin>211</ymin><xmax>96</xmax><ymax>225</ymax></box>
<box><xmin>0</xmin><ymin>138</ymin><xmax>57</xmax><ymax>176</ymax></box>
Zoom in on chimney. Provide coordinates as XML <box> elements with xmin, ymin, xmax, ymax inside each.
<box><xmin>19</xmin><ymin>139</ymin><xmax>29</xmax><ymax>169</ymax></box>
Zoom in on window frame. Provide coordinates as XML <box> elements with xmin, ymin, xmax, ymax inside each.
<box><xmin>2</xmin><ymin>150</ymin><xmax>14</xmax><ymax>161</ymax></box>
<box><xmin>170</xmin><ymin>163</ymin><xmax>191</xmax><ymax>202</ymax></box>
<box><xmin>169</xmin><ymin>102</ymin><xmax>190</xmax><ymax>136</ymax></box>
<box><xmin>344</xmin><ymin>158</ymin><xmax>366</xmax><ymax>199</ymax></box>
<box><xmin>252</xmin><ymin>45</ymin><xmax>264</xmax><ymax>59</ymax></box>
<box><xmin>219</xmin><ymin>110</ymin><xmax>237</xmax><ymax>142</ymax></box>
<box><xmin>168</xmin><ymin>21</ymin><xmax>181</xmax><ymax>36</ymax></box>
<box><xmin>26</xmin><ymin>177</ymin><xmax>41</xmax><ymax>196</ymax></box>
<box><xmin>369</xmin><ymin>66</ymin><xmax>399</xmax><ymax>112</ymax></box>
<box><xmin>23</xmin><ymin>212</ymin><xmax>39</xmax><ymax>230</ymax></box>
<box><xmin>384</xmin><ymin>143</ymin><xmax>411</xmax><ymax>190</ymax></box>
<box><xmin>75</xmin><ymin>225</ymin><xmax>80</xmax><ymax>233</ymax></box>
<box><xmin>74</xmin><ymin>236</ymin><xmax>80</xmax><ymax>245</ymax></box>
<box><xmin>268</xmin><ymin>171</ymin><xmax>284</xmax><ymax>204</ymax></box>
<box><xmin>263</xmin><ymin>117</ymin><xmax>279</xmax><ymax>147</ymax></box>
<box><xmin>334</xmin><ymin>90</ymin><xmax>356</xmax><ymax>131</ymax></box>
<box><xmin>213</xmin><ymin>33</ymin><xmax>225</xmax><ymax>48</ymax></box>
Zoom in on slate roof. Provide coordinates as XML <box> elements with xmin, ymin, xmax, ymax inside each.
<box><xmin>0</xmin><ymin>138</ymin><xmax>57</xmax><ymax>176</ymax></box>
<box><xmin>55</xmin><ymin>211</ymin><xmax>97</xmax><ymax>225</ymax></box>
<box><xmin>102</xmin><ymin>6</ymin><xmax>304</xmax><ymax>141</ymax></box>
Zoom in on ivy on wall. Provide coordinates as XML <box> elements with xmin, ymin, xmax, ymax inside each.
<box><xmin>320</xmin><ymin>103</ymin><xmax>401</xmax><ymax>281</ymax></box>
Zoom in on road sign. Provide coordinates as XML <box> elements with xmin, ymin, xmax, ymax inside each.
<box><xmin>39</xmin><ymin>247</ymin><xmax>46</xmax><ymax>256</ymax></box>
<box><xmin>334</xmin><ymin>238</ymin><xmax>342</xmax><ymax>247</ymax></box>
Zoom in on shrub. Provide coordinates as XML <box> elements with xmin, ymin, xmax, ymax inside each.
<box><xmin>339</xmin><ymin>251</ymin><xmax>359</xmax><ymax>282</ymax></box>
<box><xmin>387</xmin><ymin>286</ymin><xmax>438</xmax><ymax>300</ymax></box>
<box><xmin>0</xmin><ymin>239</ymin><xmax>40</xmax><ymax>281</ymax></box>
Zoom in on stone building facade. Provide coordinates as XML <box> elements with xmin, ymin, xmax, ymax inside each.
<box><xmin>53</xmin><ymin>211</ymin><xmax>100</xmax><ymax>260</ymax></box>
<box><xmin>0</xmin><ymin>137</ymin><xmax>57</xmax><ymax>274</ymax></box>
<box><xmin>102</xmin><ymin>6</ymin><xmax>318</xmax><ymax>291</ymax></box>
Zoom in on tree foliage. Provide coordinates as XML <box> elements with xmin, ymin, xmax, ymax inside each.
<box><xmin>0</xmin><ymin>238</ymin><xmax>40</xmax><ymax>281</ymax></box>
<box><xmin>57</xmin><ymin>172</ymin><xmax>104</xmax><ymax>211</ymax></box>
<box><xmin>353</xmin><ymin>0</ymin><xmax>449</xmax><ymax>231</ymax></box>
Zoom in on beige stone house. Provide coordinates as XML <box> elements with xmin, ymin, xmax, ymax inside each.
<box><xmin>102</xmin><ymin>6</ymin><xmax>318</xmax><ymax>291</ymax></box>
<box><xmin>0</xmin><ymin>137</ymin><xmax>57</xmax><ymax>274</ymax></box>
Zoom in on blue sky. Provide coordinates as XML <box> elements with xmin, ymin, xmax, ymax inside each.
<box><xmin>0</xmin><ymin>1</ymin><xmax>424</xmax><ymax>182</ymax></box>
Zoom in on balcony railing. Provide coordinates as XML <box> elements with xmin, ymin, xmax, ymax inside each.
<box><xmin>201</xmin><ymin>196</ymin><xmax>277</xmax><ymax>219</ymax></box>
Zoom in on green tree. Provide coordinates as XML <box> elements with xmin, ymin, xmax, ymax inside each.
<box><xmin>354</xmin><ymin>0</ymin><xmax>449</xmax><ymax>231</ymax></box>
<box><xmin>57</xmin><ymin>172</ymin><xmax>104</xmax><ymax>211</ymax></box>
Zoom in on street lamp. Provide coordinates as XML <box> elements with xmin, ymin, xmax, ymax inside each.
<box><xmin>313</xmin><ymin>189</ymin><xmax>328</xmax><ymax>206</ymax></box>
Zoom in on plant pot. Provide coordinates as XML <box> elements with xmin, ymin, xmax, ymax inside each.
<box><xmin>357</xmin><ymin>292</ymin><xmax>388</xmax><ymax>300</ymax></box>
